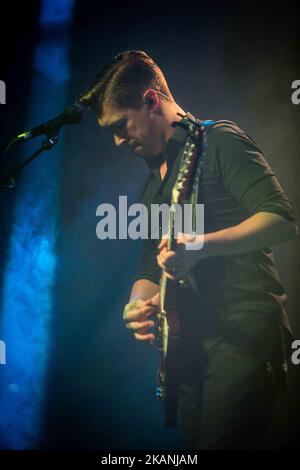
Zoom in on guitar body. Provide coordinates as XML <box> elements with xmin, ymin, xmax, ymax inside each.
<box><xmin>157</xmin><ymin>281</ymin><xmax>182</xmax><ymax>427</ymax></box>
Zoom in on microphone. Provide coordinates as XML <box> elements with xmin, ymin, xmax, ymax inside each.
<box><xmin>15</xmin><ymin>103</ymin><xmax>84</xmax><ymax>142</ymax></box>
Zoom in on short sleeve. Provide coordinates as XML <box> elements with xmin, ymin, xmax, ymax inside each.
<box><xmin>212</xmin><ymin>124</ymin><xmax>297</xmax><ymax>223</ymax></box>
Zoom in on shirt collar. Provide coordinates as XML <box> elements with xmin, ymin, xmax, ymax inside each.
<box><xmin>145</xmin><ymin>112</ymin><xmax>195</xmax><ymax>174</ymax></box>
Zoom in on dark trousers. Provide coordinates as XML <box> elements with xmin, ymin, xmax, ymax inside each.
<box><xmin>178</xmin><ymin>337</ymin><xmax>282</xmax><ymax>449</ymax></box>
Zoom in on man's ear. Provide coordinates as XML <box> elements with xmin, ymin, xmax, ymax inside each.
<box><xmin>142</xmin><ymin>89</ymin><xmax>160</xmax><ymax>110</ymax></box>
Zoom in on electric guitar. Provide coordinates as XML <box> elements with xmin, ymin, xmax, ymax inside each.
<box><xmin>155</xmin><ymin>115</ymin><xmax>205</xmax><ymax>427</ymax></box>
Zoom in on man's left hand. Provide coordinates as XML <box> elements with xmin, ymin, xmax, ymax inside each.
<box><xmin>156</xmin><ymin>232</ymin><xmax>209</xmax><ymax>281</ymax></box>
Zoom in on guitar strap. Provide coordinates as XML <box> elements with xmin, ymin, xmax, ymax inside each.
<box><xmin>190</xmin><ymin>118</ymin><xmax>216</xmax><ymax>231</ymax></box>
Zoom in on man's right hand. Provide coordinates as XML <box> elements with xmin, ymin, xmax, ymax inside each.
<box><xmin>123</xmin><ymin>295</ymin><xmax>159</xmax><ymax>343</ymax></box>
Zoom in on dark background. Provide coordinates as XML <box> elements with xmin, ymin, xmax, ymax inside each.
<box><xmin>0</xmin><ymin>0</ymin><xmax>299</xmax><ymax>449</ymax></box>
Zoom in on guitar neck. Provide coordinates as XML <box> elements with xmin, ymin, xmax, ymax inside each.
<box><xmin>160</xmin><ymin>209</ymin><xmax>176</xmax><ymax>313</ymax></box>
<box><xmin>159</xmin><ymin>117</ymin><xmax>203</xmax><ymax>315</ymax></box>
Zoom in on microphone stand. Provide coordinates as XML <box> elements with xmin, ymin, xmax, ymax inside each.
<box><xmin>0</xmin><ymin>132</ymin><xmax>59</xmax><ymax>189</ymax></box>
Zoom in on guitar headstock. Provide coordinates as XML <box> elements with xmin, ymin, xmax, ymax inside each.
<box><xmin>171</xmin><ymin>117</ymin><xmax>202</xmax><ymax>205</ymax></box>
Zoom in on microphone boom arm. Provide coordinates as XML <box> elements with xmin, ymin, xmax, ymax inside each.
<box><xmin>0</xmin><ymin>133</ymin><xmax>59</xmax><ymax>189</ymax></box>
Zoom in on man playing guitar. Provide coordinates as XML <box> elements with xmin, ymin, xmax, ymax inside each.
<box><xmin>80</xmin><ymin>50</ymin><xmax>298</xmax><ymax>449</ymax></box>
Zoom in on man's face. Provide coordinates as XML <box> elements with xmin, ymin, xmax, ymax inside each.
<box><xmin>98</xmin><ymin>101</ymin><xmax>166</xmax><ymax>159</ymax></box>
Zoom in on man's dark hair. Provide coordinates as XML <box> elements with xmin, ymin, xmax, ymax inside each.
<box><xmin>79</xmin><ymin>50</ymin><xmax>173</xmax><ymax>117</ymax></box>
